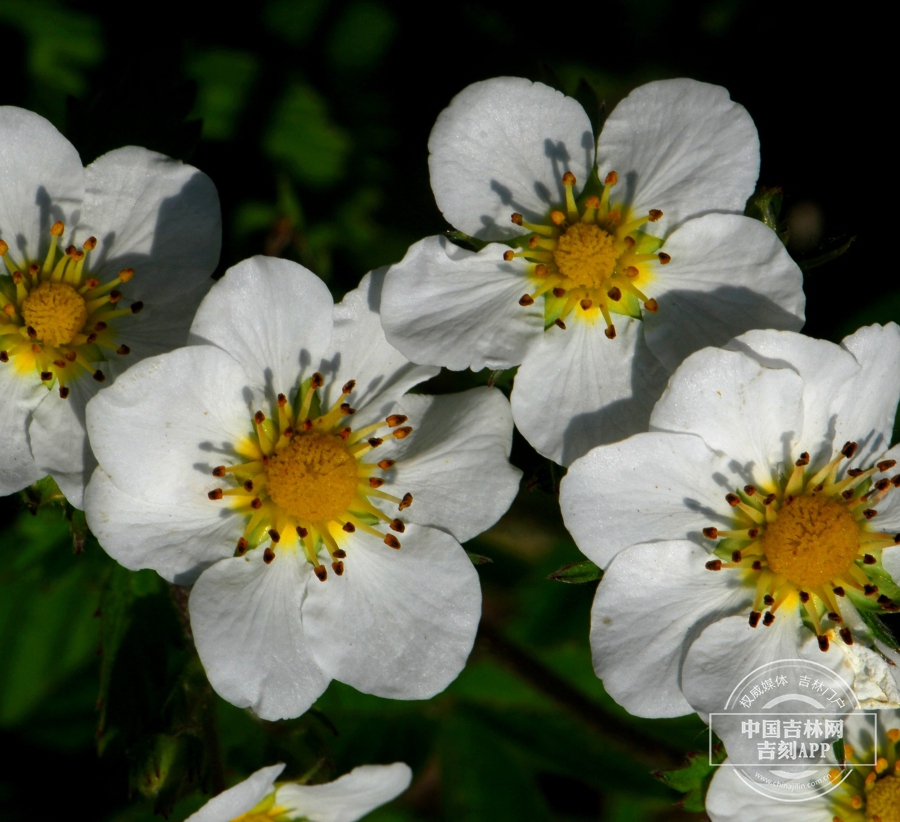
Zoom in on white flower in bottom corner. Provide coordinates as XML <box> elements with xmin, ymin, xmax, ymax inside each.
<box><xmin>706</xmin><ymin>710</ymin><xmax>900</xmax><ymax>822</ymax></box>
<box><xmin>0</xmin><ymin>106</ymin><xmax>220</xmax><ymax>506</ymax></box>
<box><xmin>560</xmin><ymin>324</ymin><xmax>900</xmax><ymax>719</ymax></box>
<box><xmin>186</xmin><ymin>762</ymin><xmax>412</xmax><ymax>822</ymax></box>
<box><xmin>84</xmin><ymin>256</ymin><xmax>521</xmax><ymax>720</ymax></box>
<box><xmin>381</xmin><ymin>76</ymin><xmax>804</xmax><ymax>465</ymax></box>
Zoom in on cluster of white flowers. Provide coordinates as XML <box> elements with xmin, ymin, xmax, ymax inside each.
<box><xmin>2</xmin><ymin>73</ymin><xmax>892</xmax><ymax>820</ymax></box>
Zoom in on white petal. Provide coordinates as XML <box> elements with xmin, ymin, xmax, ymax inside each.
<box><xmin>705</xmin><ymin>765</ymin><xmax>829</xmax><ymax>822</ymax></box>
<box><xmin>560</xmin><ymin>432</ymin><xmax>732</xmax><ymax>568</ymax></box>
<box><xmin>303</xmin><ymin>525</ymin><xmax>480</xmax><ymax>699</ymax></box>
<box><xmin>428</xmin><ymin>77</ymin><xmax>594</xmax><ymax>240</ymax></box>
<box><xmin>84</xmin><ymin>469</ymin><xmax>241</xmax><ymax>585</ymax></box>
<box><xmin>185</xmin><ymin>764</ymin><xmax>285</xmax><ymax>822</ymax></box>
<box><xmin>79</xmin><ymin>146</ymin><xmax>219</xmax><ymax>305</ymax></box>
<box><xmin>511</xmin><ymin>317</ymin><xmax>668</xmax><ymax>466</ymax></box>
<box><xmin>596</xmin><ymin>79</ymin><xmax>758</xmax><ymax>233</ymax></box>
<box><xmin>190</xmin><ymin>256</ymin><xmax>334</xmax><ymax>398</ymax></box>
<box><xmin>643</xmin><ymin>214</ymin><xmax>804</xmax><ymax>371</ymax></box>
<box><xmin>726</xmin><ymin>329</ymin><xmax>861</xmax><ymax>469</ymax></box>
<box><xmin>649</xmin><ymin>346</ymin><xmax>805</xmax><ymax>485</ymax></box>
<box><xmin>377</xmin><ymin>388</ymin><xmax>521</xmax><ymax>542</ymax></box>
<box><xmin>28</xmin><ymin>373</ymin><xmax>104</xmax><ymax>509</ymax></box>
<box><xmin>275</xmin><ymin>763</ymin><xmax>412</xmax><ymax>822</ymax></box>
<box><xmin>319</xmin><ymin>269</ymin><xmax>437</xmax><ymax>429</ymax></box>
<box><xmin>0</xmin><ymin>366</ymin><xmax>45</xmax><ymax>495</ymax></box>
<box><xmin>85</xmin><ymin>345</ymin><xmax>254</xmax><ymax>505</ymax></box>
<box><xmin>591</xmin><ymin>541</ymin><xmax>752</xmax><ymax>717</ymax></box>
<box><xmin>0</xmin><ymin>106</ymin><xmax>83</xmax><ymax>265</ymax></box>
<box><xmin>190</xmin><ymin>551</ymin><xmax>330</xmax><ymax>720</ymax></box>
<box><xmin>381</xmin><ymin>236</ymin><xmax>541</xmax><ymax>371</ymax></box>
<box><xmin>884</xmin><ymin>545</ymin><xmax>900</xmax><ymax>580</ymax></box>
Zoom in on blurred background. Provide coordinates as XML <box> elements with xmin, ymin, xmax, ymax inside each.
<box><xmin>0</xmin><ymin>1</ymin><xmax>875</xmax><ymax>820</ymax></box>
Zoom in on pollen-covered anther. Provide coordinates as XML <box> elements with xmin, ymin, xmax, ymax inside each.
<box><xmin>384</xmin><ymin>534</ymin><xmax>401</xmax><ymax>549</ymax></box>
<box><xmin>643</xmin><ymin>299</ymin><xmax>658</xmax><ymax>313</ymax></box>
<box><xmin>393</xmin><ymin>426</ymin><xmax>412</xmax><ymax>440</ymax></box>
<box><xmin>399</xmin><ymin>492</ymin><xmax>413</xmax><ymax>511</ymax></box>
<box><xmin>703</xmin><ymin>527</ymin><xmax>718</xmax><ymax>539</ymax></box>
<box><xmin>648</xmin><ymin>209</ymin><xmax>663</xmax><ymax>222</ymax></box>
<box><xmin>606</xmin><ymin>287</ymin><xmax>621</xmax><ymax>301</ymax></box>
<box><xmin>658</xmin><ymin>253</ymin><xmax>671</xmax><ymax>264</ymax></box>
<box><xmin>369</xmin><ymin>478</ymin><xmax>384</xmax><ymax>488</ymax></box>
<box><xmin>519</xmin><ymin>294</ymin><xmax>535</xmax><ymax>306</ymax></box>
<box><xmin>332</xmin><ymin>560</ymin><xmax>344</xmax><ymax>575</ymax></box>
<box><xmin>386</xmin><ymin>414</ymin><xmax>408</xmax><ymax>427</ymax></box>
<box><xmin>263</xmin><ymin>547</ymin><xmax>275</xmax><ymax>564</ymax></box>
<box><xmin>604</xmin><ymin>325</ymin><xmax>616</xmax><ymax>340</ymax></box>
<box><xmin>748</xmin><ymin>611</ymin><xmax>761</xmax><ymax>628</ymax></box>
<box><xmin>390</xmin><ymin>518</ymin><xmax>405</xmax><ymax>533</ymax></box>
<box><xmin>208</xmin><ymin>489</ymin><xmax>223</xmax><ymax>500</ymax></box>
<box><xmin>342</xmin><ymin>522</ymin><xmax>355</xmax><ymax>533</ymax></box>
<box><xmin>378</xmin><ymin>459</ymin><xmax>395</xmax><ymax>470</ymax></box>
<box><xmin>580</xmin><ymin>299</ymin><xmax>593</xmax><ymax>310</ymax></box>
<box><xmin>817</xmin><ymin>635</ymin><xmax>830</xmax><ymax>652</ymax></box>
<box><xmin>762</xmin><ymin>612</ymin><xmax>775</xmax><ymax>627</ymax></box>
<box><xmin>314</xmin><ymin>566</ymin><xmax>327</xmax><ymax>581</ymax></box>
<box><xmin>706</xmin><ymin>559</ymin><xmax>722</xmax><ymax>571</ymax></box>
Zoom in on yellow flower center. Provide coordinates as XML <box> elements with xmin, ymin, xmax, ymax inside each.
<box><xmin>763</xmin><ymin>495</ymin><xmax>860</xmax><ymax>588</ymax></box>
<box><xmin>21</xmin><ymin>282</ymin><xmax>88</xmax><ymax>347</ymax></box>
<box><xmin>703</xmin><ymin>441</ymin><xmax>900</xmax><ymax>651</ymax></box>
<box><xmin>208</xmin><ymin>374</ymin><xmax>415</xmax><ymax>580</ymax></box>
<box><xmin>504</xmin><ymin>170</ymin><xmax>667</xmax><ymax>338</ymax></box>
<box><xmin>552</xmin><ymin>223</ymin><xmax>618</xmax><ymax>290</ymax></box>
<box><xmin>867</xmin><ymin>774</ymin><xmax>900</xmax><ymax>822</ymax></box>
<box><xmin>266</xmin><ymin>432</ymin><xmax>358</xmax><ymax>521</ymax></box>
<box><xmin>0</xmin><ymin>223</ymin><xmax>141</xmax><ymax>395</ymax></box>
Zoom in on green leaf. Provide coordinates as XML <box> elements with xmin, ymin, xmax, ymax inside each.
<box><xmin>797</xmin><ymin>235</ymin><xmax>856</xmax><ymax>271</ymax></box>
<box><xmin>744</xmin><ymin>186</ymin><xmax>785</xmax><ymax>238</ymax></box>
<box><xmin>653</xmin><ymin>748</ymin><xmax>725</xmax><ymax>812</ymax></box>
<box><xmin>185</xmin><ymin>49</ymin><xmax>259</xmax><ymax>141</ymax></box>
<box><xmin>547</xmin><ymin>559</ymin><xmax>602</xmax><ymax>584</ymax></box>
<box><xmin>327</xmin><ymin>1</ymin><xmax>397</xmax><ymax>70</ymax></box>
<box><xmin>466</xmin><ymin>552</ymin><xmax>493</xmax><ymax>566</ymax></box>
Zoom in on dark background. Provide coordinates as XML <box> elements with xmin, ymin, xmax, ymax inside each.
<box><xmin>0</xmin><ymin>1</ymin><xmax>877</xmax><ymax>820</ymax></box>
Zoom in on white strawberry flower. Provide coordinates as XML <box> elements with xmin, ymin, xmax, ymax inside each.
<box><xmin>84</xmin><ymin>257</ymin><xmax>521</xmax><ymax>720</ymax></box>
<box><xmin>381</xmin><ymin>77</ymin><xmax>804</xmax><ymax>464</ymax></box>
<box><xmin>0</xmin><ymin>106</ymin><xmax>221</xmax><ymax>505</ymax></box>
<box><xmin>560</xmin><ymin>325</ymin><xmax>900</xmax><ymax>718</ymax></box>
<box><xmin>186</xmin><ymin>762</ymin><xmax>412</xmax><ymax>822</ymax></box>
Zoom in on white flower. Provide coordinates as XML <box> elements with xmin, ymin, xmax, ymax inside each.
<box><xmin>560</xmin><ymin>325</ymin><xmax>900</xmax><ymax>718</ymax></box>
<box><xmin>186</xmin><ymin>761</ymin><xmax>412</xmax><ymax>822</ymax></box>
<box><xmin>381</xmin><ymin>77</ymin><xmax>804</xmax><ymax>465</ymax></box>
<box><xmin>0</xmin><ymin>106</ymin><xmax>220</xmax><ymax>506</ymax></box>
<box><xmin>84</xmin><ymin>257</ymin><xmax>521</xmax><ymax>720</ymax></box>
<box><xmin>706</xmin><ymin>710</ymin><xmax>900</xmax><ymax>822</ymax></box>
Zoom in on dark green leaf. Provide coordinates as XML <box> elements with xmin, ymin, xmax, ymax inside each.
<box><xmin>653</xmin><ymin>747</ymin><xmax>725</xmax><ymax>812</ymax></box>
<box><xmin>547</xmin><ymin>560</ymin><xmax>602</xmax><ymax>584</ymax></box>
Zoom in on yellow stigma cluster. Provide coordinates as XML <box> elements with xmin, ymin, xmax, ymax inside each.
<box><xmin>504</xmin><ymin>171</ymin><xmax>669</xmax><ymax>338</ymax></box>
<box><xmin>207</xmin><ymin>373</ymin><xmax>415</xmax><ymax>581</ymax></box>
<box><xmin>0</xmin><ymin>223</ymin><xmax>142</xmax><ymax>396</ymax></box>
<box><xmin>703</xmin><ymin>441</ymin><xmax>900</xmax><ymax>650</ymax></box>
<box><xmin>829</xmin><ymin>727</ymin><xmax>900</xmax><ymax>822</ymax></box>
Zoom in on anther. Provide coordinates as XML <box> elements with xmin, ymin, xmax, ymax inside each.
<box><xmin>864</xmin><ymin>584</ymin><xmax>879</xmax><ymax>596</ymax></box>
<box><xmin>503</xmin><ymin>250</ymin><xmax>515</xmax><ymax>261</ymax></box>
<box><xmin>0</xmin><ymin>352</ymin><xmax>7</xmax><ymax>363</ymax></box>
<box><xmin>648</xmin><ymin>210</ymin><xmax>663</xmax><ymax>222</ymax></box>
<box><xmin>584</xmin><ymin>196</ymin><xmax>601</xmax><ymax>209</ymax></box>
<box><xmin>399</xmin><ymin>492</ymin><xmax>413</xmax><ymax>510</ymax></box>
<box><xmin>534</xmin><ymin>265</ymin><xmax>549</xmax><ymax>277</ymax></box>
<box><xmin>748</xmin><ymin>528</ymin><xmax>759</xmax><ymax>538</ymax></box>
<box><xmin>604</xmin><ymin>171</ymin><xmax>618</xmax><ymax>186</ymax></box>
<box><xmin>763</xmin><ymin>595</ymin><xmax>775</xmax><ymax>606</ymax></box>
<box><xmin>40</xmin><ymin>371</ymin><xmax>52</xmax><ymax>381</ymax></box>
<box><xmin>368</xmin><ymin>437</ymin><xmax>383</xmax><ymax>448</ymax></box>
<box><xmin>580</xmin><ymin>299</ymin><xmax>593</xmax><ymax>310</ymax></box>
<box><xmin>378</xmin><ymin>459</ymin><xmax>395</xmax><ymax>470</ymax></box>
<box><xmin>799</xmin><ymin>591</ymin><xmax>810</xmax><ymax>603</ymax></box>
<box><xmin>50</xmin><ymin>221</ymin><xmax>64</xmax><ymax>237</ymax></box>
<box><xmin>876</xmin><ymin>478</ymin><xmax>892</xmax><ymax>492</ymax></box>
<box><xmin>878</xmin><ymin>459</ymin><xmax>897</xmax><ymax>472</ymax></box>
<box><xmin>310</xmin><ymin>372</ymin><xmax>324</xmax><ymax>388</ymax></box>
<box><xmin>864</xmin><ymin>554</ymin><xmax>877</xmax><ymax>565</ymax></box>
<box><xmin>314</xmin><ymin>566</ymin><xmax>327</xmax><ymax>581</ymax></box>
<box><xmin>726</xmin><ymin>493</ymin><xmax>740</xmax><ymax>507</ymax></box>
<box><xmin>528</xmin><ymin>236</ymin><xmax>541</xmax><ymax>249</ymax></box>
<box><xmin>369</xmin><ymin>478</ymin><xmax>385</xmax><ymax>488</ymax></box>
<box><xmin>93</xmin><ymin>370</ymin><xmax>106</xmax><ymax>382</ymax></box>
<box><xmin>250</xmin><ymin>498</ymin><xmax>262</xmax><ymax>510</ymax></box>
<box><xmin>393</xmin><ymin>426</ymin><xmax>412</xmax><ymax>439</ymax></box>
<box><xmin>300</xmin><ymin>419</ymin><xmax>313</xmax><ymax>431</ymax></box>
<box><xmin>796</xmin><ymin>452</ymin><xmax>810</xmax><ymax>466</ymax></box>
<box><xmin>130</xmin><ymin>301</ymin><xmax>144</xmax><ymax>314</ymax></box>
<box><xmin>562</xmin><ymin>172</ymin><xmax>576</xmax><ymax>186</ymax></box>
<box><xmin>763</xmin><ymin>612</ymin><xmax>775</xmax><ymax>627</ymax></box>
<box><xmin>269</xmin><ymin>529</ymin><xmax>280</xmax><ymax>543</ymax></box>
<box><xmin>751</xmin><ymin>560</ymin><xmax>763</xmax><ymax>570</ymax></box>
<box><xmin>625</xmin><ymin>266</ymin><xmax>639</xmax><ymax>278</ymax></box>
<box><xmin>86</xmin><ymin>333</ymin><xmax>98</xmax><ymax>344</ymax></box>
<box><xmin>863</xmin><ymin>509</ymin><xmax>878</xmax><ymax>519</ymax></box>
<box><xmin>116</xmin><ymin>345</ymin><xmax>130</xmax><ymax>355</ymax></box>
<box><xmin>341</xmin><ymin>380</ymin><xmax>357</xmax><ymax>396</ymax></box>
<box><xmin>338</xmin><ymin>427</ymin><xmax>351</xmax><ymax>439</ymax></box>
<box><xmin>332</xmin><ymin>560</ymin><xmax>344</xmax><ymax>575</ymax></box>
<box><xmin>604</xmin><ymin>326</ymin><xmax>616</xmax><ymax>339</ymax></box>
<box><xmin>384</xmin><ymin>534</ymin><xmax>401</xmax><ymax>549</ymax></box>
<box><xmin>878</xmin><ymin>595</ymin><xmax>892</xmax><ymax>605</ymax></box>
<box><xmin>58</xmin><ymin>386</ymin><xmax>69</xmax><ymax>399</ymax></box>
<box><xmin>82</xmin><ymin>237</ymin><xmax>98</xmax><ymax>251</ymax></box>
<box><xmin>254</xmin><ymin>410</ymin><xmax>265</xmax><ymax>424</ymax></box>
<box><xmin>763</xmin><ymin>494</ymin><xmax>776</xmax><ymax>506</ymax></box>
<box><xmin>109</xmin><ymin>290</ymin><xmax>122</xmax><ymax>303</ymax></box>
<box><xmin>208</xmin><ymin>489</ymin><xmax>223</xmax><ymax>500</ymax></box>
<box><xmin>643</xmin><ymin>299</ymin><xmax>658</xmax><ymax>313</ymax></box>
<box><xmin>343</xmin><ymin>522</ymin><xmax>356</xmax><ymax>533</ymax></box>
<box><xmin>386</xmin><ymin>414</ymin><xmax>408</xmax><ymax>427</ymax></box>
<box><xmin>731</xmin><ymin>550</ymin><xmax>742</xmax><ymax>563</ymax></box>
<box><xmin>840</xmin><ymin>627</ymin><xmax>853</xmax><ymax>645</ymax></box>
<box><xmin>842</xmin><ymin>441</ymin><xmax>858</xmax><ymax>459</ymax></box>
<box><xmin>243</xmin><ymin>480</ymin><xmax>254</xmax><ymax>492</ymax></box>
<box><xmin>26</xmin><ymin>326</ymin><xmax>37</xmax><ymax>339</ymax></box>
<box><xmin>333</xmin><ymin>548</ymin><xmax>346</xmax><ymax>559</ymax></box>
<box><xmin>702</xmin><ymin>527</ymin><xmax>718</xmax><ymax>539</ymax></box>
<box><xmin>833</xmin><ymin>586</ymin><xmax>846</xmax><ymax>597</ymax></box>
<box><xmin>263</xmin><ymin>547</ymin><xmax>275</xmax><ymax>564</ymax></box>
<box><xmin>607</xmin><ymin>287</ymin><xmax>621</xmax><ymax>302</ymax></box>
<box><xmin>848</xmin><ymin>468</ymin><xmax>864</xmax><ymax>477</ymax></box>
<box><xmin>296</xmin><ymin>526</ymin><xmax>308</xmax><ymax>538</ymax></box>
<box><xmin>817</xmin><ymin>635</ymin><xmax>830</xmax><ymax>652</ymax></box>
<box><xmin>390</xmin><ymin>518</ymin><xmax>405</xmax><ymax>532</ymax></box>
<box><xmin>552</xmin><ymin>287</ymin><xmax>566</xmax><ymax>298</ymax></box>
<box><xmin>705</xmin><ymin>559</ymin><xmax>722</xmax><ymax>571</ymax></box>
<box><xmin>893</xmin><ymin>477</ymin><xmax>900</xmax><ymax>488</ymax></box>
<box><xmin>744</xmin><ymin>485</ymin><xmax>757</xmax><ymax>496</ymax></box>
<box><xmin>550</xmin><ymin>211</ymin><xmax>566</xmax><ymax>226</ymax></box>
<box><xmin>555</xmin><ymin>319</ymin><xmax>566</xmax><ymax>330</ymax></box>
<box><xmin>340</xmin><ymin>403</ymin><xmax>355</xmax><ymax>415</ymax></box>
<box><xmin>511</xmin><ymin>213</ymin><xmax>524</xmax><ymax>225</ymax></box>
<box><xmin>236</xmin><ymin>538</ymin><xmax>248</xmax><ymax>556</ymax></box>
<box><xmin>748</xmin><ymin>611</ymin><xmax>761</xmax><ymax>628</ymax></box>
<box><xmin>828</xmin><ymin>612</ymin><xmax>842</xmax><ymax>623</ymax></box>
<box><xmin>623</xmin><ymin>236</ymin><xmax>635</xmax><ymax>250</ymax></box>
<box><xmin>519</xmin><ymin>294</ymin><xmax>534</xmax><ymax>306</ymax></box>
<box><xmin>212</xmin><ymin>466</ymin><xmax>226</xmax><ymax>477</ymax></box>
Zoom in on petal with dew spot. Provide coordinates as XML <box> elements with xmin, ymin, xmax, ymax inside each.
<box><xmin>0</xmin><ymin>106</ymin><xmax>83</xmax><ymax>266</ymax></box>
<box><xmin>649</xmin><ymin>346</ymin><xmax>805</xmax><ymax>487</ymax></box>
<box><xmin>381</xmin><ymin>236</ymin><xmax>541</xmax><ymax>371</ymax></box>
<box><xmin>190</xmin><ymin>256</ymin><xmax>334</xmax><ymax>399</ymax></box>
<box><xmin>84</xmin><ymin>469</ymin><xmax>241</xmax><ymax>586</ymax></box>
<box><xmin>304</xmin><ymin>524</ymin><xmax>480</xmax><ymax>700</ymax></box>
<box><xmin>85</xmin><ymin>345</ymin><xmax>256</xmax><ymax>505</ymax></box>
<box><xmin>596</xmin><ymin>79</ymin><xmax>758</xmax><ymax>234</ymax></box>
<box><xmin>318</xmin><ymin>269</ymin><xmax>437</xmax><ymax>429</ymax></box>
<box><xmin>428</xmin><ymin>77</ymin><xmax>593</xmax><ymax>241</ymax></box>
<box><xmin>0</xmin><ymin>363</ymin><xmax>45</xmax><ymax>495</ymax></box>
<box><xmin>644</xmin><ymin>214</ymin><xmax>804</xmax><ymax>372</ymax></box>
<box><xmin>591</xmin><ymin>541</ymin><xmax>752</xmax><ymax>717</ymax></box>
<box><xmin>560</xmin><ymin>431</ymin><xmax>733</xmax><ymax>569</ymax></box>
<box><xmin>190</xmin><ymin>550</ymin><xmax>330</xmax><ymax>721</ymax></box>
<box><xmin>378</xmin><ymin>388</ymin><xmax>521</xmax><ymax>542</ymax></box>
<box><xmin>275</xmin><ymin>763</ymin><xmax>412</xmax><ymax>822</ymax></box>
<box><xmin>185</xmin><ymin>764</ymin><xmax>285</xmax><ymax>822</ymax></box>
<box><xmin>29</xmin><ymin>371</ymin><xmax>103</xmax><ymax>509</ymax></box>
<box><xmin>512</xmin><ymin>317</ymin><xmax>668</xmax><ymax>466</ymax></box>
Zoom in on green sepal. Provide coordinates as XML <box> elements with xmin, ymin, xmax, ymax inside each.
<box><xmin>467</xmin><ymin>551</ymin><xmax>494</xmax><ymax>566</ymax></box>
<box><xmin>20</xmin><ymin>476</ymin><xmax>66</xmax><ymax>513</ymax></box>
<box><xmin>797</xmin><ymin>235</ymin><xmax>856</xmax><ymax>272</ymax></box>
<box><xmin>653</xmin><ymin>747</ymin><xmax>725</xmax><ymax>812</ymax></box>
<box><xmin>713</xmin><ymin>538</ymin><xmax>745</xmax><ymax>561</ymax></box>
<box><xmin>744</xmin><ymin>186</ymin><xmax>785</xmax><ymax>239</ymax></box>
<box><xmin>547</xmin><ymin>560</ymin><xmax>603</xmax><ymax>584</ymax></box>
<box><xmin>445</xmin><ymin>230</ymin><xmax>489</xmax><ymax>253</ymax></box>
